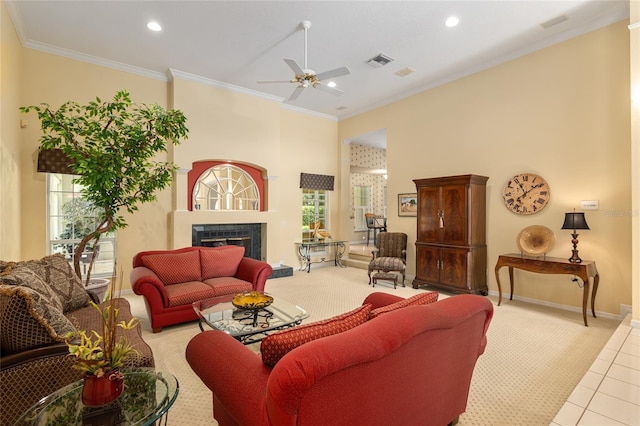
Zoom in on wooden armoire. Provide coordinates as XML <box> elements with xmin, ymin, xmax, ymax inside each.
<box><xmin>412</xmin><ymin>174</ymin><xmax>489</xmax><ymax>295</ymax></box>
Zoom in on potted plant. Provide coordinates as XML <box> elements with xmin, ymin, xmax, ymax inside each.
<box><xmin>21</xmin><ymin>90</ymin><xmax>188</xmax><ymax>285</ymax></box>
<box><xmin>65</xmin><ymin>274</ymin><xmax>139</xmax><ymax>406</ymax></box>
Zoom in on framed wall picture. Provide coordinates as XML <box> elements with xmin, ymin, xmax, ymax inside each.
<box><xmin>398</xmin><ymin>193</ymin><xmax>417</xmax><ymax>217</ymax></box>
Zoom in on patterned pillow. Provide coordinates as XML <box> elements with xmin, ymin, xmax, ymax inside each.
<box><xmin>369</xmin><ymin>291</ymin><xmax>439</xmax><ymax>319</ymax></box>
<box><xmin>0</xmin><ymin>285</ymin><xmax>76</xmax><ymax>354</ymax></box>
<box><xmin>0</xmin><ymin>266</ymin><xmax>64</xmax><ymax>312</ymax></box>
<box><xmin>200</xmin><ymin>246</ymin><xmax>245</xmax><ymax>279</ymax></box>
<box><xmin>142</xmin><ymin>250</ymin><xmax>202</xmax><ymax>285</ymax></box>
<box><xmin>8</xmin><ymin>254</ymin><xmax>90</xmax><ymax>313</ymax></box>
<box><xmin>260</xmin><ymin>304</ymin><xmax>372</xmax><ymax>367</ymax></box>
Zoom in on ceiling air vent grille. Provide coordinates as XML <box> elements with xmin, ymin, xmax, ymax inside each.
<box><xmin>366</xmin><ymin>53</ymin><xmax>394</xmax><ymax>68</ymax></box>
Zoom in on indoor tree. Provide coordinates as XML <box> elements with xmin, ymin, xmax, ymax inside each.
<box><xmin>21</xmin><ymin>90</ymin><xmax>188</xmax><ymax>284</ymax></box>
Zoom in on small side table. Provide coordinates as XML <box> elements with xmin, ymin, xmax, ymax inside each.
<box><xmin>16</xmin><ymin>368</ymin><xmax>179</xmax><ymax>426</ymax></box>
<box><xmin>494</xmin><ymin>253</ymin><xmax>599</xmax><ymax>326</ymax></box>
<box><xmin>372</xmin><ymin>272</ymin><xmax>403</xmax><ymax>289</ymax></box>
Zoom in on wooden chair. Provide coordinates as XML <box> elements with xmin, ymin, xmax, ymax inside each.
<box><xmin>364</xmin><ymin>213</ymin><xmax>387</xmax><ymax>246</ymax></box>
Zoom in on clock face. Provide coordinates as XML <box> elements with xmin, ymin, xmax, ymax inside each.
<box><xmin>502</xmin><ymin>173</ymin><xmax>550</xmax><ymax>215</ymax></box>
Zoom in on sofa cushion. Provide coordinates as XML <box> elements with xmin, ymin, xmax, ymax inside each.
<box><xmin>260</xmin><ymin>304</ymin><xmax>372</xmax><ymax>367</ymax></box>
<box><xmin>0</xmin><ymin>285</ymin><xmax>75</xmax><ymax>354</ymax></box>
<box><xmin>163</xmin><ymin>281</ymin><xmax>218</xmax><ymax>307</ymax></box>
<box><xmin>142</xmin><ymin>250</ymin><xmax>202</xmax><ymax>285</ymax></box>
<box><xmin>0</xmin><ymin>266</ymin><xmax>64</xmax><ymax>312</ymax></box>
<box><xmin>203</xmin><ymin>276</ymin><xmax>252</xmax><ymax>297</ymax></box>
<box><xmin>369</xmin><ymin>291</ymin><xmax>439</xmax><ymax>319</ymax></box>
<box><xmin>200</xmin><ymin>246</ymin><xmax>245</xmax><ymax>280</ymax></box>
<box><xmin>6</xmin><ymin>254</ymin><xmax>90</xmax><ymax>313</ymax></box>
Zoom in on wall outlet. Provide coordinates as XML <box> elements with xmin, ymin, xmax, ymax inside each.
<box><xmin>580</xmin><ymin>200</ymin><xmax>599</xmax><ymax>210</ymax></box>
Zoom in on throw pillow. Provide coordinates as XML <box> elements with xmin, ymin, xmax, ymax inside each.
<box><xmin>200</xmin><ymin>245</ymin><xmax>245</xmax><ymax>279</ymax></box>
<box><xmin>260</xmin><ymin>304</ymin><xmax>372</xmax><ymax>367</ymax></box>
<box><xmin>0</xmin><ymin>266</ymin><xmax>64</xmax><ymax>312</ymax></box>
<box><xmin>369</xmin><ymin>291</ymin><xmax>439</xmax><ymax>319</ymax></box>
<box><xmin>0</xmin><ymin>285</ymin><xmax>75</xmax><ymax>354</ymax></box>
<box><xmin>142</xmin><ymin>250</ymin><xmax>202</xmax><ymax>285</ymax></box>
<box><xmin>9</xmin><ymin>254</ymin><xmax>90</xmax><ymax>313</ymax></box>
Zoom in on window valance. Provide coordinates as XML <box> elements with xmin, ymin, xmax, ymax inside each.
<box><xmin>37</xmin><ymin>148</ymin><xmax>75</xmax><ymax>174</ymax></box>
<box><xmin>299</xmin><ymin>173</ymin><xmax>334</xmax><ymax>191</ymax></box>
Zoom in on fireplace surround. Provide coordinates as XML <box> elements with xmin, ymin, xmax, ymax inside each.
<box><xmin>192</xmin><ymin>223</ymin><xmax>262</xmax><ymax>260</ymax></box>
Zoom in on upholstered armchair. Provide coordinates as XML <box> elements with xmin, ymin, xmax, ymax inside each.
<box><xmin>368</xmin><ymin>232</ymin><xmax>407</xmax><ymax>286</ymax></box>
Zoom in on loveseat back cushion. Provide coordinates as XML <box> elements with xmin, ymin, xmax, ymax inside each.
<box><xmin>260</xmin><ymin>304</ymin><xmax>372</xmax><ymax>367</ymax></box>
<box><xmin>369</xmin><ymin>291</ymin><xmax>439</xmax><ymax>319</ymax></box>
<box><xmin>200</xmin><ymin>246</ymin><xmax>245</xmax><ymax>280</ymax></box>
<box><xmin>5</xmin><ymin>254</ymin><xmax>90</xmax><ymax>313</ymax></box>
<box><xmin>141</xmin><ymin>250</ymin><xmax>202</xmax><ymax>285</ymax></box>
<box><xmin>0</xmin><ymin>285</ymin><xmax>75</xmax><ymax>354</ymax></box>
<box><xmin>0</xmin><ymin>266</ymin><xmax>64</xmax><ymax>311</ymax></box>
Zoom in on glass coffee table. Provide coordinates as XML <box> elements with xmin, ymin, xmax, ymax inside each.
<box><xmin>193</xmin><ymin>294</ymin><xmax>309</xmax><ymax>344</ymax></box>
<box><xmin>16</xmin><ymin>368</ymin><xmax>178</xmax><ymax>426</ymax></box>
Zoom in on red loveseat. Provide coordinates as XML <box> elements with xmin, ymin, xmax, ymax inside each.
<box><xmin>186</xmin><ymin>292</ymin><xmax>493</xmax><ymax>426</ymax></box>
<box><xmin>131</xmin><ymin>246</ymin><xmax>272</xmax><ymax>332</ymax></box>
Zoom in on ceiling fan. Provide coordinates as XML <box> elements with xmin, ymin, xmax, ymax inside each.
<box><xmin>257</xmin><ymin>20</ymin><xmax>350</xmax><ymax>101</ymax></box>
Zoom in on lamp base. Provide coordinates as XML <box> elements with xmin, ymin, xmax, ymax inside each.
<box><xmin>568</xmin><ymin>232</ymin><xmax>582</xmax><ymax>263</ymax></box>
<box><xmin>568</xmin><ymin>249</ymin><xmax>582</xmax><ymax>263</ymax></box>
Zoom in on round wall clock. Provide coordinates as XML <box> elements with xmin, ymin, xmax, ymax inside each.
<box><xmin>502</xmin><ymin>173</ymin><xmax>550</xmax><ymax>215</ymax></box>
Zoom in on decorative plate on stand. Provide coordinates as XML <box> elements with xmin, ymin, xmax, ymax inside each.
<box><xmin>517</xmin><ymin>225</ymin><xmax>556</xmax><ymax>256</ymax></box>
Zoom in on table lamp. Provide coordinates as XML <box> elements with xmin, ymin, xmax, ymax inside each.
<box><xmin>561</xmin><ymin>211</ymin><xmax>589</xmax><ymax>263</ymax></box>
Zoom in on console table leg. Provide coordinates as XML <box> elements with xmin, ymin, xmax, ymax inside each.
<box><xmin>494</xmin><ymin>265</ymin><xmax>503</xmax><ymax>306</ymax></box>
<box><xmin>508</xmin><ymin>267</ymin><xmax>514</xmax><ymax>301</ymax></box>
<box><xmin>591</xmin><ymin>273</ymin><xmax>599</xmax><ymax>318</ymax></box>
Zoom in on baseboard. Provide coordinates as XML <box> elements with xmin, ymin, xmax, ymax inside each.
<box><xmin>487</xmin><ymin>289</ymin><xmax>623</xmax><ymax>320</ymax></box>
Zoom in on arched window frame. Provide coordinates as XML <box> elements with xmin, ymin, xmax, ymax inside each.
<box><xmin>187</xmin><ymin>161</ymin><xmax>266</xmax><ymax>211</ymax></box>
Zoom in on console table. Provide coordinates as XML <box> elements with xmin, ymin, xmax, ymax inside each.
<box><xmin>295</xmin><ymin>240</ymin><xmax>347</xmax><ymax>273</ymax></box>
<box><xmin>494</xmin><ymin>253</ymin><xmax>599</xmax><ymax>326</ymax></box>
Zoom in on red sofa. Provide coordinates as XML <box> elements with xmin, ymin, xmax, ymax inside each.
<box><xmin>186</xmin><ymin>292</ymin><xmax>493</xmax><ymax>426</ymax></box>
<box><xmin>131</xmin><ymin>246</ymin><xmax>272</xmax><ymax>332</ymax></box>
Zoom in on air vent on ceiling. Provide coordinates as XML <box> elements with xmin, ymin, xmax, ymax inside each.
<box><xmin>366</xmin><ymin>53</ymin><xmax>394</xmax><ymax>68</ymax></box>
<box><xmin>336</xmin><ymin>106</ymin><xmax>348</xmax><ymax>111</ymax></box>
<box><xmin>541</xmin><ymin>15</ymin><xmax>568</xmax><ymax>29</ymax></box>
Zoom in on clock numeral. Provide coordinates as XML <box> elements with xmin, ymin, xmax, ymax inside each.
<box><xmin>522</xmin><ymin>175</ymin><xmax>529</xmax><ymax>182</ymax></box>
<box><xmin>506</xmin><ymin>198</ymin><xmax>515</xmax><ymax>205</ymax></box>
<box><xmin>536</xmin><ymin>198</ymin><xmax>545</xmax><ymax>204</ymax></box>
<box><xmin>522</xmin><ymin>206</ymin><xmax>528</xmax><ymax>213</ymax></box>
<box><xmin>540</xmin><ymin>191</ymin><xmax>548</xmax><ymax>196</ymax></box>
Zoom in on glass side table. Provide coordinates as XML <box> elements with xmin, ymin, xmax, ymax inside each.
<box><xmin>15</xmin><ymin>368</ymin><xmax>178</xmax><ymax>426</ymax></box>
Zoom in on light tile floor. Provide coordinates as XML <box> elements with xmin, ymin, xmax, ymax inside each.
<box><xmin>552</xmin><ymin>315</ymin><xmax>640</xmax><ymax>426</ymax></box>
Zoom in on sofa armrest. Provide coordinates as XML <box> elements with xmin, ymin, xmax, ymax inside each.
<box><xmin>186</xmin><ymin>331</ymin><xmax>271</xmax><ymax>424</ymax></box>
<box><xmin>362</xmin><ymin>292</ymin><xmax>405</xmax><ymax>309</ymax></box>
<box><xmin>235</xmin><ymin>258</ymin><xmax>273</xmax><ymax>292</ymax></box>
<box><xmin>130</xmin><ymin>266</ymin><xmax>169</xmax><ymax>307</ymax></box>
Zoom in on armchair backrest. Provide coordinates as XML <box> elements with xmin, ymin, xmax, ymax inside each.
<box><xmin>375</xmin><ymin>232</ymin><xmax>407</xmax><ymax>261</ymax></box>
<box><xmin>266</xmin><ymin>295</ymin><xmax>493</xmax><ymax>426</ymax></box>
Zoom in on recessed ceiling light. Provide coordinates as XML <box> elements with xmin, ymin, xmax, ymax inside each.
<box><xmin>445</xmin><ymin>16</ymin><xmax>460</xmax><ymax>28</ymax></box>
<box><xmin>327</xmin><ymin>81</ymin><xmax>337</xmax><ymax>88</ymax></box>
<box><xmin>147</xmin><ymin>21</ymin><xmax>162</xmax><ymax>32</ymax></box>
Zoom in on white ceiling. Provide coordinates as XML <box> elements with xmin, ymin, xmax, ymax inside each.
<box><xmin>7</xmin><ymin>1</ymin><xmax>629</xmax><ymax>148</ymax></box>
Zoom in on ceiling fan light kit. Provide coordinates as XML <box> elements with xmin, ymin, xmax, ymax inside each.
<box><xmin>257</xmin><ymin>20</ymin><xmax>350</xmax><ymax>102</ymax></box>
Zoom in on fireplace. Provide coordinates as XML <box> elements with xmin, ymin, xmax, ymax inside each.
<box><xmin>192</xmin><ymin>224</ymin><xmax>262</xmax><ymax>260</ymax></box>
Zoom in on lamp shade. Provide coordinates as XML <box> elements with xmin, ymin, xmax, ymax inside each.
<box><xmin>561</xmin><ymin>212</ymin><xmax>590</xmax><ymax>230</ymax></box>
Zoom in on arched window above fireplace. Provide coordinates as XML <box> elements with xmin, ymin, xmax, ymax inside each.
<box><xmin>189</xmin><ymin>162</ymin><xmax>264</xmax><ymax>211</ymax></box>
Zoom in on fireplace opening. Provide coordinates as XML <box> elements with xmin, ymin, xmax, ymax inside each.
<box><xmin>192</xmin><ymin>224</ymin><xmax>262</xmax><ymax>260</ymax></box>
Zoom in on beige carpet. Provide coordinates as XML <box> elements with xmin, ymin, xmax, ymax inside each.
<box><xmin>126</xmin><ymin>265</ymin><xmax>620</xmax><ymax>425</ymax></box>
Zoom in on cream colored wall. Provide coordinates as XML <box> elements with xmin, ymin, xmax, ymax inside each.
<box><xmin>169</xmin><ymin>74</ymin><xmax>338</xmax><ymax>267</ymax></box>
<box><xmin>17</xmin><ymin>49</ymin><xmax>169</xmax><ymax>287</ymax></box>
<box><xmin>630</xmin><ymin>1</ymin><xmax>639</xmax><ymax>326</ymax></box>
<box><xmin>0</xmin><ymin>1</ymin><xmax>23</xmax><ymax>259</ymax></box>
<box><xmin>340</xmin><ymin>21</ymin><xmax>632</xmax><ymax>316</ymax></box>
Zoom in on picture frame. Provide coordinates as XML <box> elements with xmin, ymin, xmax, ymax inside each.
<box><xmin>398</xmin><ymin>193</ymin><xmax>417</xmax><ymax>217</ymax></box>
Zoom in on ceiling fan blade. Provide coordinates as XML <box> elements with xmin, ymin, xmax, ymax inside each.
<box><xmin>284</xmin><ymin>59</ymin><xmax>304</xmax><ymax>76</ymax></box>
<box><xmin>288</xmin><ymin>86</ymin><xmax>305</xmax><ymax>101</ymax></box>
<box><xmin>316</xmin><ymin>66</ymin><xmax>350</xmax><ymax>81</ymax></box>
<box><xmin>315</xmin><ymin>82</ymin><xmax>344</xmax><ymax>96</ymax></box>
<box><xmin>257</xmin><ymin>80</ymin><xmax>294</xmax><ymax>84</ymax></box>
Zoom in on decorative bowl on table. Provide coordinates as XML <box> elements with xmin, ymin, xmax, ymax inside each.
<box><xmin>232</xmin><ymin>291</ymin><xmax>273</xmax><ymax>310</ymax></box>
<box><xmin>517</xmin><ymin>225</ymin><xmax>556</xmax><ymax>256</ymax></box>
